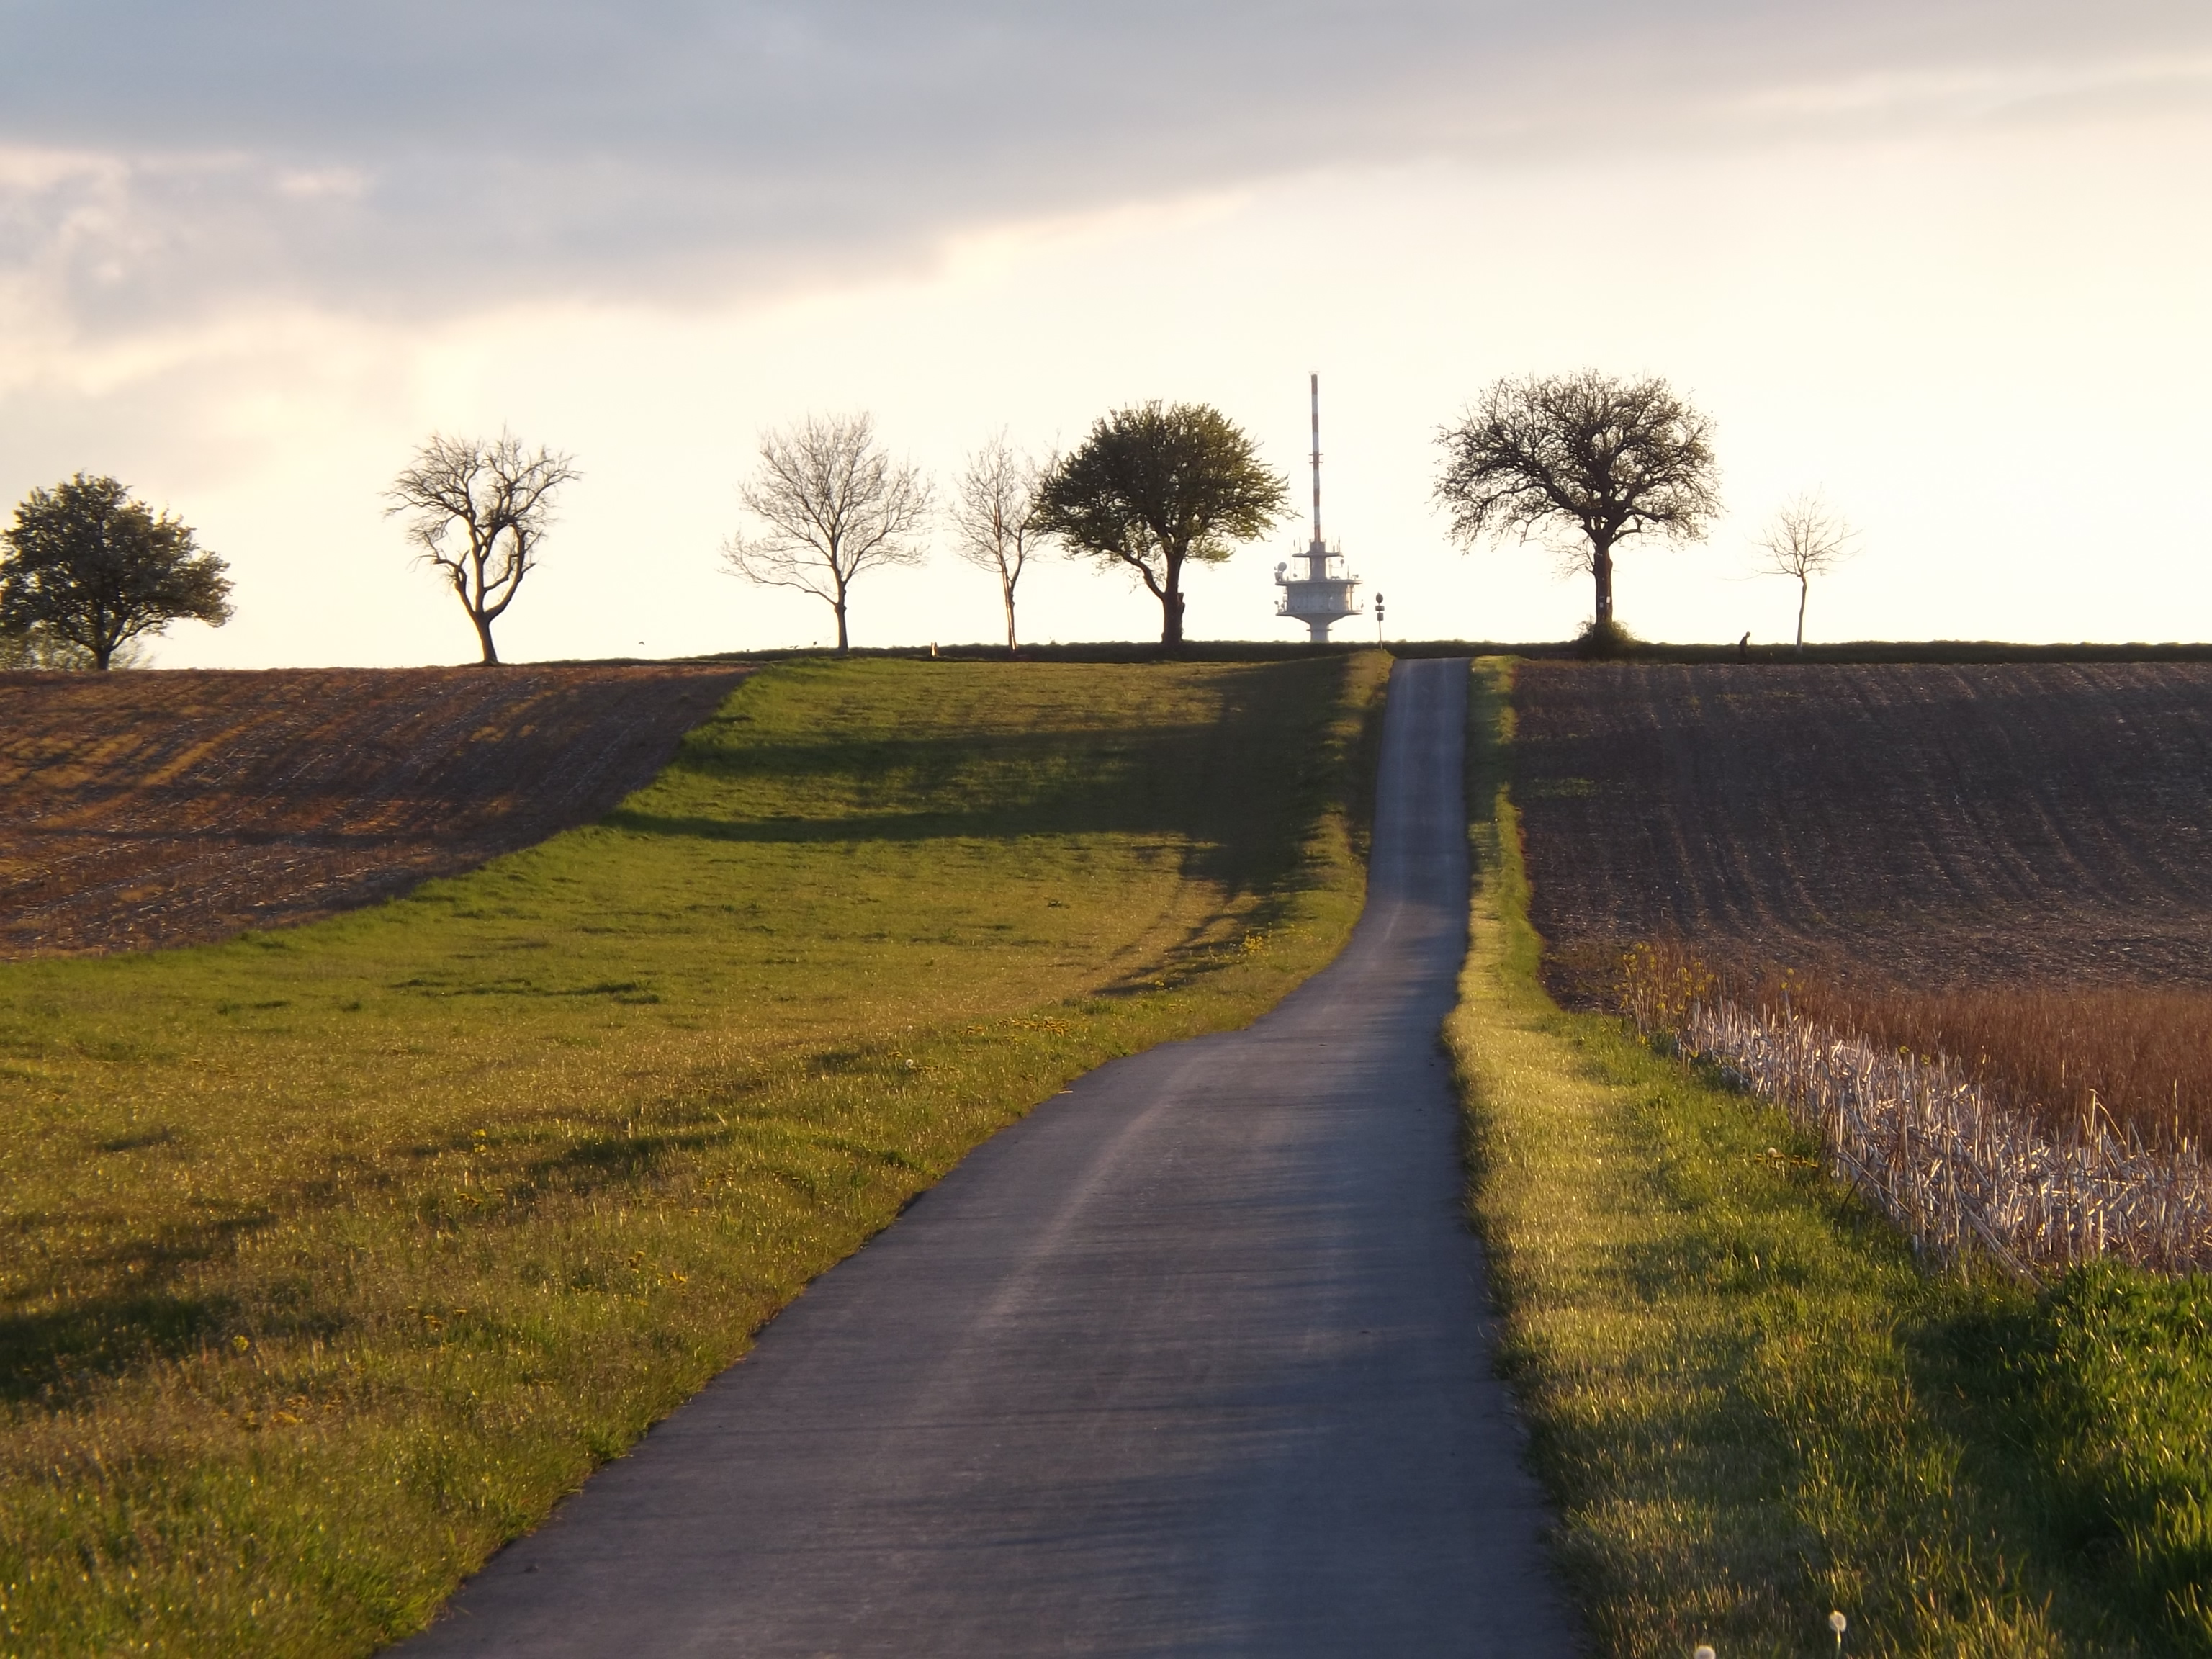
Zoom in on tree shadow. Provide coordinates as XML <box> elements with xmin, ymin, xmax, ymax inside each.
<box><xmin>0</xmin><ymin>1200</ymin><xmax>302</xmax><ymax>1402</ymax></box>
<box><xmin>536</xmin><ymin>1124</ymin><xmax>731</xmax><ymax>1186</ymax></box>
<box><xmin>606</xmin><ymin>661</ymin><xmax>1355</xmax><ymax>914</ymax></box>
<box><xmin>0</xmin><ymin>1291</ymin><xmax>233</xmax><ymax>1403</ymax></box>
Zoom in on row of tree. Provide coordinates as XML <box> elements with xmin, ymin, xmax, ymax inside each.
<box><xmin>1</xmin><ymin>372</ymin><xmax>1857</xmax><ymax>669</ymax></box>
<box><xmin>387</xmin><ymin>401</ymin><xmax>1288</xmax><ymax>663</ymax></box>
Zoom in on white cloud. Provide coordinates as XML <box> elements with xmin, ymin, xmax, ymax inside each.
<box><xmin>1</xmin><ymin>1</ymin><xmax>2203</xmax><ymax>334</ymax></box>
<box><xmin>1727</xmin><ymin>51</ymin><xmax>2212</xmax><ymax>126</ymax></box>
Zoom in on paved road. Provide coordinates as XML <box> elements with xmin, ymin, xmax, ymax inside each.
<box><xmin>400</xmin><ymin>657</ymin><xmax>1575</xmax><ymax>1657</ymax></box>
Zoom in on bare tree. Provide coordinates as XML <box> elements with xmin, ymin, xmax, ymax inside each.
<box><xmin>950</xmin><ymin>433</ymin><xmax>1048</xmax><ymax>655</ymax></box>
<box><xmin>385</xmin><ymin>432</ymin><xmax>579</xmax><ymax>665</ymax></box>
<box><xmin>1755</xmin><ymin>493</ymin><xmax>1857</xmax><ymax>653</ymax></box>
<box><xmin>721</xmin><ymin>413</ymin><xmax>930</xmax><ymax>654</ymax></box>
<box><xmin>1434</xmin><ymin>370</ymin><xmax>1719</xmax><ymax>645</ymax></box>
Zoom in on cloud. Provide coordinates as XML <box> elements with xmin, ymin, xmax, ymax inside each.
<box><xmin>0</xmin><ymin>0</ymin><xmax>2205</xmax><ymax>339</ymax></box>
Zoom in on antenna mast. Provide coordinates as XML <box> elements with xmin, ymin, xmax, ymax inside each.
<box><xmin>1309</xmin><ymin>372</ymin><xmax>1322</xmax><ymax>550</ymax></box>
<box><xmin>1272</xmin><ymin>368</ymin><xmax>1363</xmax><ymax>642</ymax></box>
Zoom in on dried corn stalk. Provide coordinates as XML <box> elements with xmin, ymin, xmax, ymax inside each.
<box><xmin>1635</xmin><ymin>990</ymin><xmax>2212</xmax><ymax>1277</ymax></box>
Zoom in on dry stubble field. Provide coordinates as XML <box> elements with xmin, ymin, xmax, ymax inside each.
<box><xmin>1515</xmin><ymin>661</ymin><xmax>2212</xmax><ymax>994</ymax></box>
<box><xmin>0</xmin><ymin>665</ymin><xmax>747</xmax><ymax>959</ymax></box>
<box><xmin>1515</xmin><ymin>661</ymin><xmax>2212</xmax><ymax>1141</ymax></box>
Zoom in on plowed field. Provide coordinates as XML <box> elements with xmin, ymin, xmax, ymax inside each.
<box><xmin>1512</xmin><ymin>662</ymin><xmax>2212</xmax><ymax>994</ymax></box>
<box><xmin>0</xmin><ymin>664</ymin><xmax>747</xmax><ymax>958</ymax></box>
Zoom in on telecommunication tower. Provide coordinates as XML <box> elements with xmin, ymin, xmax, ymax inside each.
<box><xmin>1273</xmin><ymin>373</ymin><xmax>1364</xmax><ymax>643</ymax></box>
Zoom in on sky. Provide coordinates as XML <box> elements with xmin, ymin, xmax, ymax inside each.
<box><xmin>1</xmin><ymin>1</ymin><xmax>2208</xmax><ymax>666</ymax></box>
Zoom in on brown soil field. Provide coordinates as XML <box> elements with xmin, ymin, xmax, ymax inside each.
<box><xmin>1513</xmin><ymin>662</ymin><xmax>2212</xmax><ymax>997</ymax></box>
<box><xmin>0</xmin><ymin>664</ymin><xmax>747</xmax><ymax>958</ymax></box>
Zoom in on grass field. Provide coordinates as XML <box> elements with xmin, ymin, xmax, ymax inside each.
<box><xmin>0</xmin><ymin>652</ymin><xmax>1386</xmax><ymax>1657</ymax></box>
<box><xmin>1457</xmin><ymin>658</ymin><xmax>2212</xmax><ymax>1656</ymax></box>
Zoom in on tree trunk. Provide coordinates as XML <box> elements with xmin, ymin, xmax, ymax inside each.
<box><xmin>1152</xmin><ymin>549</ymin><xmax>1183</xmax><ymax>652</ymax></box>
<box><xmin>1795</xmin><ymin>577</ymin><xmax>1809</xmax><ymax>655</ymax></box>
<box><xmin>1160</xmin><ymin>588</ymin><xmax>1187</xmax><ymax>651</ymax></box>
<box><xmin>834</xmin><ymin>595</ymin><xmax>850</xmax><ymax>654</ymax></box>
<box><xmin>1591</xmin><ymin>541</ymin><xmax>1614</xmax><ymax>629</ymax></box>
<box><xmin>472</xmin><ymin>610</ymin><xmax>500</xmax><ymax>665</ymax></box>
<box><xmin>1002</xmin><ymin>574</ymin><xmax>1017</xmax><ymax>656</ymax></box>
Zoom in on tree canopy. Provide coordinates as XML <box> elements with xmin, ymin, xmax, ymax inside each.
<box><xmin>1033</xmin><ymin>402</ymin><xmax>1286</xmax><ymax>649</ymax></box>
<box><xmin>1434</xmin><ymin>371</ymin><xmax>1719</xmax><ymax>639</ymax></box>
<box><xmin>722</xmin><ymin>413</ymin><xmax>930</xmax><ymax>654</ymax></box>
<box><xmin>386</xmin><ymin>432</ymin><xmax>578</xmax><ymax>666</ymax></box>
<box><xmin>1</xmin><ymin>474</ymin><xmax>233</xmax><ymax>670</ymax></box>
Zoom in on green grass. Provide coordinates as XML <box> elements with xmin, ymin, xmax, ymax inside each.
<box><xmin>0</xmin><ymin>653</ymin><xmax>1388</xmax><ymax>1657</ymax></box>
<box><xmin>1934</xmin><ymin>1265</ymin><xmax>2212</xmax><ymax>1653</ymax></box>
<box><xmin>1448</xmin><ymin>657</ymin><xmax>2212</xmax><ymax>1658</ymax></box>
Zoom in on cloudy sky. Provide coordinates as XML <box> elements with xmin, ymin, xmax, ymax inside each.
<box><xmin>3</xmin><ymin>1</ymin><xmax>2208</xmax><ymax>664</ymax></box>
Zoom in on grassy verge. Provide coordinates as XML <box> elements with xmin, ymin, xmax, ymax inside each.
<box><xmin>0</xmin><ymin>653</ymin><xmax>1388</xmax><ymax>1657</ymax></box>
<box><xmin>1447</xmin><ymin>657</ymin><xmax>2212</xmax><ymax>1658</ymax></box>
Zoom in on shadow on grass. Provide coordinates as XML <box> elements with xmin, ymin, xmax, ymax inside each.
<box><xmin>389</xmin><ymin>976</ymin><xmax>662</xmax><ymax>1004</ymax></box>
<box><xmin>544</xmin><ymin>1126</ymin><xmax>729</xmax><ymax>1182</ymax></box>
<box><xmin>0</xmin><ymin>1291</ymin><xmax>234</xmax><ymax>1403</ymax></box>
<box><xmin>605</xmin><ymin>662</ymin><xmax>1354</xmax><ymax>912</ymax></box>
<box><xmin>1912</xmin><ymin>1266</ymin><xmax>2212</xmax><ymax>1655</ymax></box>
<box><xmin>0</xmin><ymin>1200</ymin><xmax>342</xmax><ymax>1401</ymax></box>
<box><xmin>99</xmin><ymin>1125</ymin><xmax>181</xmax><ymax>1153</ymax></box>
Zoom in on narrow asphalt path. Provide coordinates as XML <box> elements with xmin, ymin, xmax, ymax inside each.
<box><xmin>400</xmin><ymin>657</ymin><xmax>1576</xmax><ymax>1657</ymax></box>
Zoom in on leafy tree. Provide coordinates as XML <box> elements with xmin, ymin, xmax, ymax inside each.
<box><xmin>1033</xmin><ymin>402</ymin><xmax>1287</xmax><ymax>650</ymax></box>
<box><xmin>0</xmin><ymin>473</ymin><xmax>233</xmax><ymax>669</ymax></box>
<box><xmin>1433</xmin><ymin>370</ymin><xmax>1719</xmax><ymax>638</ymax></box>
<box><xmin>950</xmin><ymin>433</ymin><xmax>1049</xmax><ymax>655</ymax></box>
<box><xmin>385</xmin><ymin>432</ymin><xmax>579</xmax><ymax>665</ymax></box>
<box><xmin>722</xmin><ymin>413</ymin><xmax>930</xmax><ymax>654</ymax></box>
<box><xmin>1755</xmin><ymin>493</ymin><xmax>1857</xmax><ymax>654</ymax></box>
<box><xmin>0</xmin><ymin>623</ymin><xmax>147</xmax><ymax>670</ymax></box>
